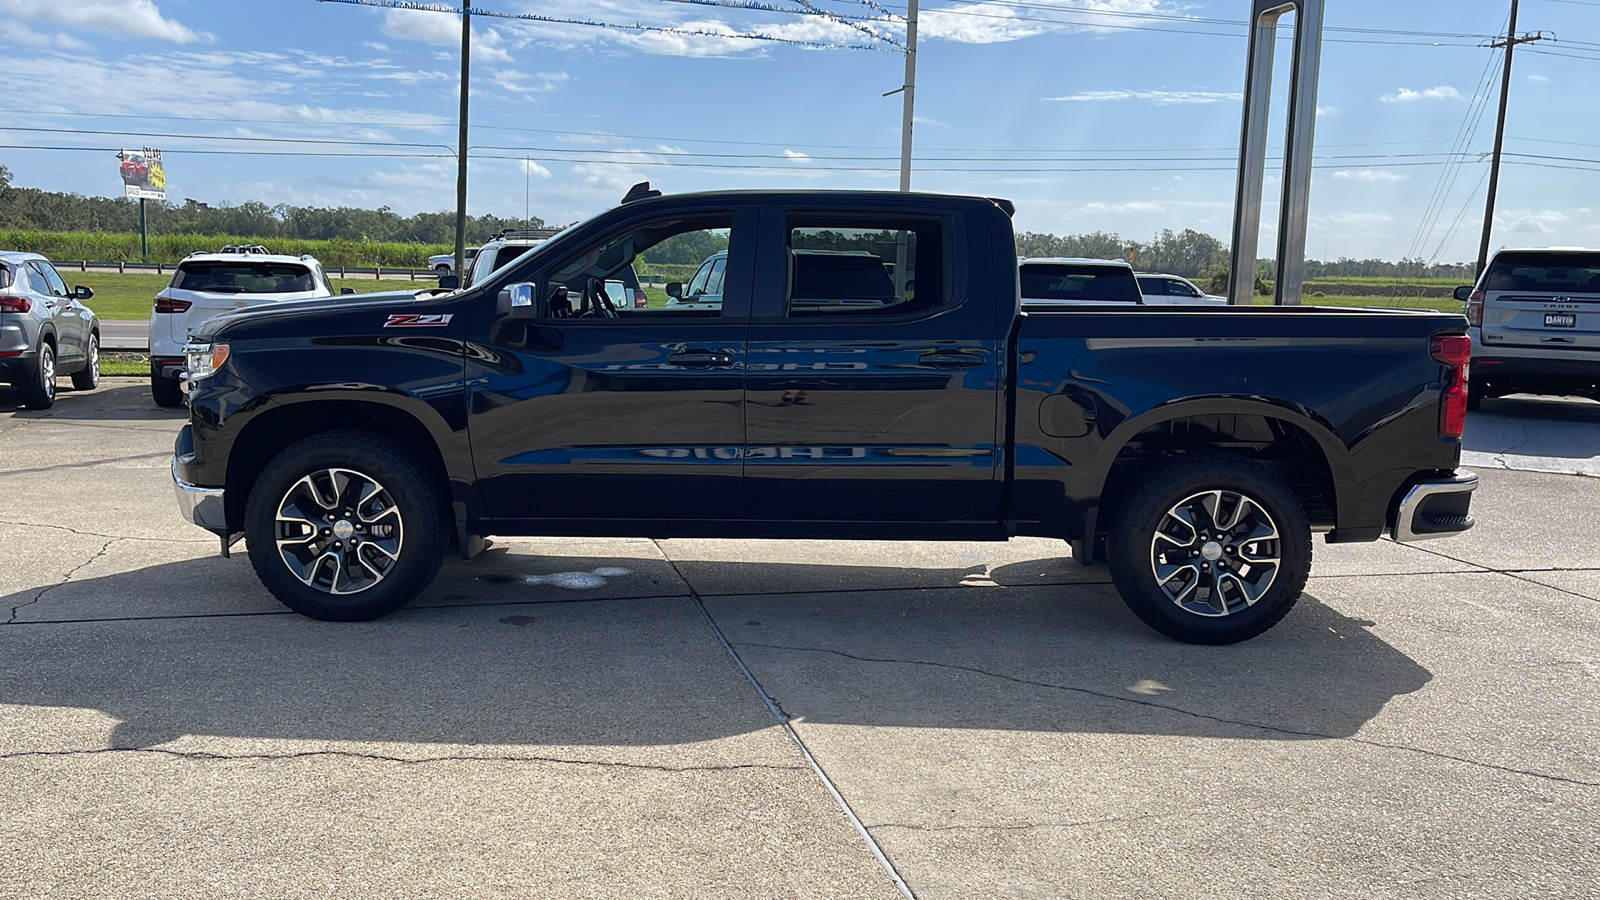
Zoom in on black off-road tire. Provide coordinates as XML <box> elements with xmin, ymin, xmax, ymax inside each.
<box><xmin>21</xmin><ymin>342</ymin><xmax>56</xmax><ymax>410</ymax></box>
<box><xmin>71</xmin><ymin>333</ymin><xmax>100</xmax><ymax>391</ymax></box>
<box><xmin>1105</xmin><ymin>454</ymin><xmax>1312</xmax><ymax>645</ymax></box>
<box><xmin>150</xmin><ymin>366</ymin><xmax>184</xmax><ymax>408</ymax></box>
<box><xmin>244</xmin><ymin>430</ymin><xmax>447</xmax><ymax>621</ymax></box>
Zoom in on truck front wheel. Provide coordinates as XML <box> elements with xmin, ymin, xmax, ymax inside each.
<box><xmin>244</xmin><ymin>431</ymin><xmax>446</xmax><ymax>621</ymax></box>
<box><xmin>1105</xmin><ymin>455</ymin><xmax>1311</xmax><ymax>644</ymax></box>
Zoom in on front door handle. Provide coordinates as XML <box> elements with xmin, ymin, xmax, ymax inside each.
<box><xmin>668</xmin><ymin>350</ymin><xmax>735</xmax><ymax>368</ymax></box>
<box><xmin>918</xmin><ymin>351</ymin><xmax>984</xmax><ymax>369</ymax></box>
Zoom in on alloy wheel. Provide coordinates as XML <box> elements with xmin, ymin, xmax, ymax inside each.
<box><xmin>1149</xmin><ymin>489</ymin><xmax>1281</xmax><ymax>617</ymax></box>
<box><xmin>274</xmin><ymin>467</ymin><xmax>404</xmax><ymax>595</ymax></box>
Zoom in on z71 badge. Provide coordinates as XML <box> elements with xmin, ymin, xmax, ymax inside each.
<box><xmin>384</xmin><ymin>314</ymin><xmax>454</xmax><ymax>328</ymax></box>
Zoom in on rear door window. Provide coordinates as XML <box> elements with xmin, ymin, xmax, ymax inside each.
<box><xmin>173</xmin><ymin>262</ymin><xmax>315</xmax><ymax>293</ymax></box>
<box><xmin>1023</xmin><ymin>264</ymin><xmax>1141</xmax><ymax>303</ymax></box>
<box><xmin>1483</xmin><ymin>252</ymin><xmax>1600</xmax><ymax>293</ymax></box>
<box><xmin>784</xmin><ymin>218</ymin><xmax>944</xmax><ymax>317</ymax></box>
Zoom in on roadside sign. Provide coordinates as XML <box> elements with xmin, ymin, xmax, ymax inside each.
<box><xmin>118</xmin><ymin>147</ymin><xmax>166</xmax><ymax>201</ymax></box>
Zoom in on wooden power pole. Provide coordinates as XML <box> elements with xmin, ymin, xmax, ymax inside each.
<box><xmin>1476</xmin><ymin>0</ymin><xmax>1546</xmax><ymax>277</ymax></box>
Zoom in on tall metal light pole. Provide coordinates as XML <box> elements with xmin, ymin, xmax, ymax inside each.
<box><xmin>454</xmin><ymin>1</ymin><xmax>472</xmax><ymax>276</ymax></box>
<box><xmin>1475</xmin><ymin>0</ymin><xmax>1545</xmax><ymax>277</ymax></box>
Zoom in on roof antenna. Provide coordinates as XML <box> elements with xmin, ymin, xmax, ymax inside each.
<box><xmin>621</xmin><ymin>181</ymin><xmax>661</xmax><ymax>204</ymax></box>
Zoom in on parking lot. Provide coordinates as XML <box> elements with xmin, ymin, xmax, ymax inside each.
<box><xmin>1</xmin><ymin>379</ymin><xmax>1596</xmax><ymax>899</ymax></box>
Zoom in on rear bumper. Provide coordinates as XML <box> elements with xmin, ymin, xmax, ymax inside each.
<box><xmin>1473</xmin><ymin>354</ymin><xmax>1600</xmax><ymax>396</ymax></box>
<box><xmin>0</xmin><ymin>355</ymin><xmax>40</xmax><ymax>385</ymax></box>
<box><xmin>1389</xmin><ymin>471</ymin><xmax>1478</xmax><ymax>543</ymax></box>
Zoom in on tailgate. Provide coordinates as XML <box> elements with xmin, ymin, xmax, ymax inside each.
<box><xmin>1482</xmin><ymin>291</ymin><xmax>1600</xmax><ymax>351</ymax></box>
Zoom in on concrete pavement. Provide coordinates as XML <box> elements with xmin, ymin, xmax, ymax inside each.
<box><xmin>1</xmin><ymin>379</ymin><xmax>1596</xmax><ymax>898</ymax></box>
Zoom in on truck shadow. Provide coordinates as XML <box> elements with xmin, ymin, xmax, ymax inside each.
<box><xmin>0</xmin><ymin>552</ymin><xmax>1430</xmax><ymax>750</ymax></box>
<box><xmin>1464</xmin><ymin>395</ymin><xmax>1600</xmax><ymax>460</ymax></box>
<box><xmin>0</xmin><ymin>380</ymin><xmax>188</xmax><ymax>419</ymax></box>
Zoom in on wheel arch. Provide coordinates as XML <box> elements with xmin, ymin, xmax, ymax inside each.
<box><xmin>222</xmin><ymin>395</ymin><xmax>459</xmax><ymax>532</ymax></box>
<box><xmin>1092</xmin><ymin>397</ymin><xmax>1351</xmax><ymax>533</ymax></box>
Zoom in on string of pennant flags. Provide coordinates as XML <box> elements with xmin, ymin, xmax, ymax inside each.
<box><xmin>314</xmin><ymin>0</ymin><xmax>904</xmax><ymax>52</ymax></box>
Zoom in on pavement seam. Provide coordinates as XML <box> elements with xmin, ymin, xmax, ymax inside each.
<box><xmin>734</xmin><ymin>642</ymin><xmax>1600</xmax><ymax>790</ymax></box>
<box><xmin>0</xmin><ymin>746</ymin><xmax>807</xmax><ymax>773</ymax></box>
<box><xmin>1400</xmin><ymin>543</ymin><xmax>1600</xmax><ymax>604</ymax></box>
<box><xmin>0</xmin><ymin>519</ymin><xmax>212</xmax><ymax>545</ymax></box>
<box><xmin>868</xmin><ymin>810</ymin><xmax>1181</xmax><ymax>834</ymax></box>
<box><xmin>6</xmin><ymin>537</ymin><xmax>119</xmax><ymax>625</ymax></box>
<box><xmin>648</xmin><ymin>539</ymin><xmax>919</xmax><ymax>900</ymax></box>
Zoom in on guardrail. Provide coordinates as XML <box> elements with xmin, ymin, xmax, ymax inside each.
<box><xmin>63</xmin><ymin>261</ymin><xmax>447</xmax><ymax>280</ymax></box>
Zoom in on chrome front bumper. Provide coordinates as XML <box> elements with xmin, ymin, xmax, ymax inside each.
<box><xmin>172</xmin><ymin>458</ymin><xmax>227</xmax><ymax>533</ymax></box>
<box><xmin>1390</xmin><ymin>471</ymin><xmax>1478</xmax><ymax>543</ymax></box>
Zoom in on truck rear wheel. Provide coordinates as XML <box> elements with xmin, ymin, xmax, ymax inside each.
<box><xmin>1105</xmin><ymin>455</ymin><xmax>1311</xmax><ymax>644</ymax></box>
<box><xmin>244</xmin><ymin>431</ymin><xmax>446</xmax><ymax>621</ymax></box>
<box><xmin>151</xmin><ymin>366</ymin><xmax>184</xmax><ymax>408</ymax></box>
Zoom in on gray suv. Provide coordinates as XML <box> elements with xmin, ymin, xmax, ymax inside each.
<box><xmin>1456</xmin><ymin>248</ymin><xmax>1599</xmax><ymax>408</ymax></box>
<box><xmin>0</xmin><ymin>252</ymin><xmax>101</xmax><ymax>409</ymax></box>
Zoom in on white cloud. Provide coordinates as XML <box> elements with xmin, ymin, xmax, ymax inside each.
<box><xmin>493</xmin><ymin>69</ymin><xmax>571</xmax><ymax>96</ymax></box>
<box><xmin>783</xmin><ymin>149</ymin><xmax>812</xmax><ymax>162</ymax></box>
<box><xmin>923</xmin><ymin>0</ymin><xmax>1177</xmax><ymax>45</ymax></box>
<box><xmin>1499</xmin><ymin>209</ymin><xmax>1569</xmax><ymax>234</ymax></box>
<box><xmin>1046</xmin><ymin>89</ymin><xmax>1242</xmax><ymax>105</ymax></box>
<box><xmin>0</xmin><ymin>0</ymin><xmax>208</xmax><ymax>43</ymax></box>
<box><xmin>1082</xmin><ymin>201</ymin><xmax>1166</xmax><ymax>214</ymax></box>
<box><xmin>381</xmin><ymin>8</ymin><xmax>514</xmax><ymax>62</ymax></box>
<box><xmin>0</xmin><ymin>20</ymin><xmax>90</xmax><ymax>50</ymax></box>
<box><xmin>520</xmin><ymin>159</ymin><xmax>553</xmax><ymax>179</ymax></box>
<box><xmin>1380</xmin><ymin>86</ymin><xmax>1463</xmax><ymax>103</ymax></box>
<box><xmin>1332</xmin><ymin>169</ymin><xmax>1411</xmax><ymax>183</ymax></box>
<box><xmin>363</xmin><ymin>41</ymin><xmax>390</xmax><ymax>52</ymax></box>
<box><xmin>1527</xmin><ymin>74</ymin><xmax>1549</xmax><ymax>83</ymax></box>
<box><xmin>1321</xmin><ymin>212</ymin><xmax>1396</xmax><ymax>224</ymax></box>
<box><xmin>1316</xmin><ymin>106</ymin><xmax>1338</xmax><ymax>118</ymax></box>
<box><xmin>912</xmin><ymin>116</ymin><xmax>946</xmax><ymax>128</ymax></box>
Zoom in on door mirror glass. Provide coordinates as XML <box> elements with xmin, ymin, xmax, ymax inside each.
<box><xmin>1453</xmin><ymin>285</ymin><xmax>1474</xmax><ymax>302</ymax></box>
<box><xmin>339</xmin><ymin>287</ymin><xmax>356</xmax><ymax>295</ymax></box>
<box><xmin>72</xmin><ymin>285</ymin><xmax>94</xmax><ymax>300</ymax></box>
<box><xmin>438</xmin><ymin>274</ymin><xmax>460</xmax><ymax>291</ymax></box>
<box><xmin>665</xmin><ymin>282</ymin><xmax>682</xmax><ymax>299</ymax></box>
<box><xmin>498</xmin><ymin>282</ymin><xmax>538</xmax><ymax>319</ymax></box>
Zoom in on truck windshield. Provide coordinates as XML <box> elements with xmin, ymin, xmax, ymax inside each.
<box><xmin>1483</xmin><ymin>252</ymin><xmax>1600</xmax><ymax>293</ymax></box>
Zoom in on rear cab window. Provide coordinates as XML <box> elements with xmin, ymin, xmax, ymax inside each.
<box><xmin>172</xmin><ymin>262</ymin><xmax>316</xmax><ymax>294</ymax></box>
<box><xmin>783</xmin><ymin>217</ymin><xmax>945</xmax><ymax>318</ymax></box>
<box><xmin>1022</xmin><ymin>264</ymin><xmax>1141</xmax><ymax>303</ymax></box>
<box><xmin>1483</xmin><ymin>252</ymin><xmax>1600</xmax><ymax>294</ymax></box>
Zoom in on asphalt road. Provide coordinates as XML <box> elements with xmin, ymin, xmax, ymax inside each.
<box><xmin>1</xmin><ymin>380</ymin><xmax>1596</xmax><ymax>898</ymax></box>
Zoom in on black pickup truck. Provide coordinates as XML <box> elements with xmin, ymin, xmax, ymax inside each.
<box><xmin>171</xmin><ymin>188</ymin><xmax>1477</xmax><ymax>644</ymax></box>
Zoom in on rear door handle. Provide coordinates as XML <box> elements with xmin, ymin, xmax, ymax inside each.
<box><xmin>668</xmin><ymin>350</ymin><xmax>735</xmax><ymax>368</ymax></box>
<box><xmin>918</xmin><ymin>351</ymin><xmax>984</xmax><ymax>369</ymax></box>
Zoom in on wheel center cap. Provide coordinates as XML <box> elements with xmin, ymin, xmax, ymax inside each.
<box><xmin>1201</xmin><ymin>541</ymin><xmax>1223</xmax><ymax>561</ymax></box>
<box><xmin>332</xmin><ymin>520</ymin><xmax>355</xmax><ymax>540</ymax></box>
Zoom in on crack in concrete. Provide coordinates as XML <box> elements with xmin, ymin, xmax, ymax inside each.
<box><xmin>6</xmin><ymin>537</ymin><xmax>119</xmax><ymax>625</ymax></box>
<box><xmin>1402</xmin><ymin>544</ymin><xmax>1600</xmax><ymax>605</ymax></box>
<box><xmin>735</xmin><ymin>642</ymin><xmax>1600</xmax><ymax>789</ymax></box>
<box><xmin>0</xmin><ymin>745</ymin><xmax>807</xmax><ymax>773</ymax></box>
<box><xmin>0</xmin><ymin>519</ymin><xmax>210</xmax><ymax>545</ymax></box>
<box><xmin>869</xmin><ymin>809</ymin><xmax>1181</xmax><ymax>834</ymax></box>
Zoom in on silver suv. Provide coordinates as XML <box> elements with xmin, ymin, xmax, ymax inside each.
<box><xmin>0</xmin><ymin>252</ymin><xmax>100</xmax><ymax>409</ymax></box>
<box><xmin>1456</xmin><ymin>248</ymin><xmax>1600</xmax><ymax>408</ymax></box>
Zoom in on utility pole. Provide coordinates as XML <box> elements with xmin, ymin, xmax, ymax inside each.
<box><xmin>896</xmin><ymin>0</ymin><xmax>919</xmax><ymax>193</ymax></box>
<box><xmin>1476</xmin><ymin>0</ymin><xmax>1547</xmax><ymax>277</ymax></box>
<box><xmin>454</xmin><ymin>1</ymin><xmax>471</xmax><ymax>277</ymax></box>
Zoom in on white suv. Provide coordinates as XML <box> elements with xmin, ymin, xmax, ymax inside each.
<box><xmin>1456</xmin><ymin>247</ymin><xmax>1600</xmax><ymax>408</ymax></box>
<box><xmin>149</xmin><ymin>247</ymin><xmax>335</xmax><ymax>406</ymax></box>
<box><xmin>465</xmin><ymin>229</ymin><xmax>561</xmax><ymax>288</ymax></box>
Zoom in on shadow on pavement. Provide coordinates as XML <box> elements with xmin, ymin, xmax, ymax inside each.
<box><xmin>0</xmin><ymin>552</ymin><xmax>1431</xmax><ymax>749</ymax></box>
<box><xmin>1464</xmin><ymin>395</ymin><xmax>1600</xmax><ymax>459</ymax></box>
<box><xmin>0</xmin><ymin>381</ymin><xmax>185</xmax><ymax>419</ymax></box>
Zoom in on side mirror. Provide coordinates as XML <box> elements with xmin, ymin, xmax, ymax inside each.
<box><xmin>438</xmin><ymin>274</ymin><xmax>460</xmax><ymax>291</ymax></box>
<box><xmin>1453</xmin><ymin>285</ymin><xmax>1474</xmax><ymax>302</ymax></box>
<box><xmin>665</xmin><ymin>282</ymin><xmax>682</xmax><ymax>299</ymax></box>
<box><xmin>340</xmin><ymin>287</ymin><xmax>356</xmax><ymax>295</ymax></box>
<box><xmin>497</xmin><ymin>282</ymin><xmax>538</xmax><ymax>320</ymax></box>
<box><xmin>72</xmin><ymin>285</ymin><xmax>94</xmax><ymax>300</ymax></box>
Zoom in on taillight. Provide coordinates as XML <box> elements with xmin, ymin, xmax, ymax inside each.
<box><xmin>154</xmin><ymin>297</ymin><xmax>192</xmax><ymax>313</ymax></box>
<box><xmin>1465</xmin><ymin>289</ymin><xmax>1484</xmax><ymax>327</ymax></box>
<box><xmin>0</xmin><ymin>295</ymin><xmax>31</xmax><ymax>313</ymax></box>
<box><xmin>1431</xmin><ymin>333</ymin><xmax>1472</xmax><ymax>438</ymax></box>
<box><xmin>634</xmin><ymin>289</ymin><xmax>648</xmax><ymax>309</ymax></box>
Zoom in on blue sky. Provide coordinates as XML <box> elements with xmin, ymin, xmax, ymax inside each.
<box><xmin>2</xmin><ymin>0</ymin><xmax>1597</xmax><ymax>261</ymax></box>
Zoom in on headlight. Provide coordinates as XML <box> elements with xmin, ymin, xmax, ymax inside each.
<box><xmin>184</xmin><ymin>342</ymin><xmax>230</xmax><ymax>381</ymax></box>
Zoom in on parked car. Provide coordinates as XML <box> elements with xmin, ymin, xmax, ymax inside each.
<box><xmin>1136</xmin><ymin>273</ymin><xmax>1229</xmax><ymax>305</ymax></box>
<box><xmin>427</xmin><ymin>247</ymin><xmax>477</xmax><ymax>274</ymax></box>
<box><xmin>148</xmin><ymin>247</ymin><xmax>335</xmax><ymax>407</ymax></box>
<box><xmin>172</xmin><ymin>186</ymin><xmax>1479</xmax><ymax>645</ymax></box>
<box><xmin>468</xmin><ymin>229</ymin><xmax>648</xmax><ymax>308</ymax></box>
<box><xmin>1019</xmin><ymin>258</ymin><xmax>1145</xmax><ymax>306</ymax></box>
<box><xmin>0</xmin><ymin>252</ymin><xmax>100</xmax><ymax>409</ymax></box>
<box><xmin>1455</xmin><ymin>248</ymin><xmax>1600</xmax><ymax>408</ymax></box>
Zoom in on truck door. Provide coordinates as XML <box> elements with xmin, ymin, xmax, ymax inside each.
<box><xmin>744</xmin><ymin>205</ymin><xmax>1003</xmax><ymax>525</ymax></box>
<box><xmin>464</xmin><ymin>207</ymin><xmax>755</xmax><ymax>524</ymax></box>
